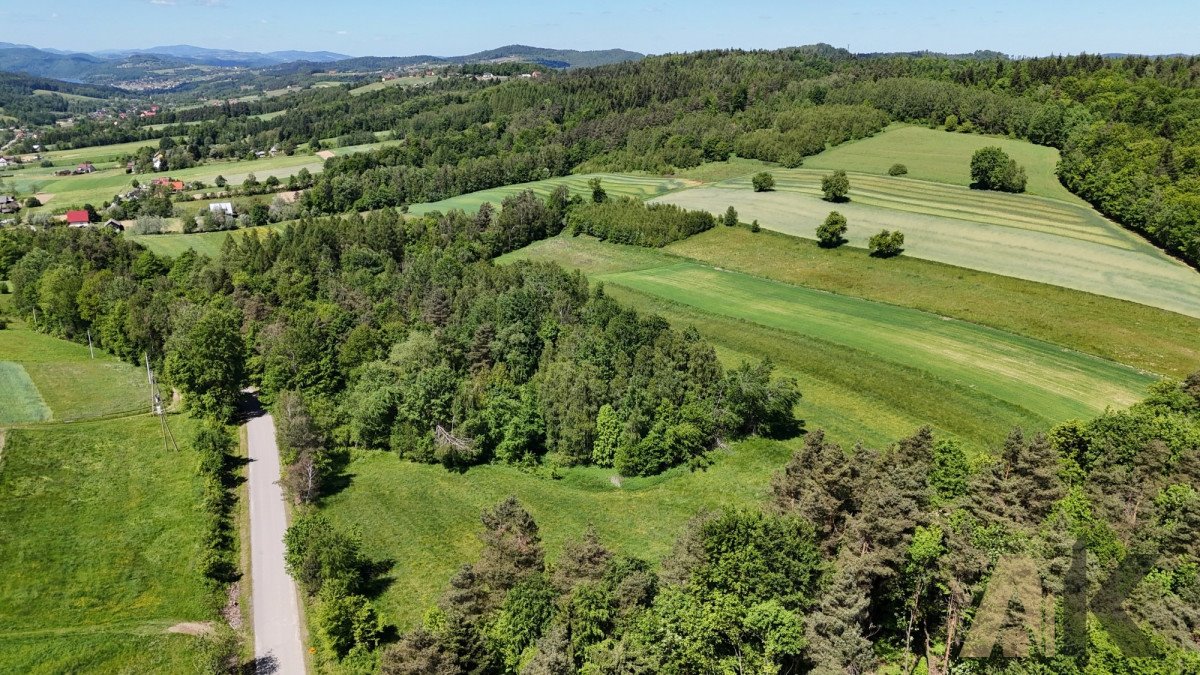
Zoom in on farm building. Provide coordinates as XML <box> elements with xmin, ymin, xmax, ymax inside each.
<box><xmin>0</xmin><ymin>195</ymin><xmax>18</xmax><ymax>214</ymax></box>
<box><xmin>74</xmin><ymin>162</ymin><xmax>95</xmax><ymax>174</ymax></box>
<box><xmin>103</xmin><ymin>219</ymin><xmax>125</xmax><ymax>232</ymax></box>
<box><xmin>66</xmin><ymin>210</ymin><xmax>90</xmax><ymax>227</ymax></box>
<box><xmin>209</xmin><ymin>202</ymin><xmax>235</xmax><ymax>217</ymax></box>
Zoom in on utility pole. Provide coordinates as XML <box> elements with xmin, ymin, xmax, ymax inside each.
<box><xmin>145</xmin><ymin>352</ymin><xmax>180</xmax><ymax>452</ymax></box>
<box><xmin>87</xmin><ymin>329</ymin><xmax>94</xmax><ymax>359</ymax></box>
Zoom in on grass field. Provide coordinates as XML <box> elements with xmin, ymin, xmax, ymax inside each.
<box><xmin>0</xmin><ymin>415</ymin><xmax>211</xmax><ymax>674</ymax></box>
<box><xmin>803</xmin><ymin>124</ymin><xmax>1077</xmax><ymax>202</ymax></box>
<box><xmin>323</xmin><ymin>436</ymin><xmax>794</xmax><ymax>630</ymax></box>
<box><xmin>40</xmin><ymin>138</ymin><xmax>176</xmax><ymax>165</ymax></box>
<box><xmin>666</xmin><ymin>228</ymin><xmax>1200</xmax><ymax>378</ymax></box>
<box><xmin>505</xmin><ymin>235</ymin><xmax>1156</xmax><ymax>441</ymax></box>
<box><xmin>0</xmin><ymin>361</ymin><xmax>50</xmax><ymax>424</ymax></box>
<box><xmin>0</xmin><ymin>322</ymin><xmax>148</xmax><ymax>421</ymax></box>
<box><xmin>654</xmin><ymin>171</ymin><xmax>1200</xmax><ymax>318</ymax></box>
<box><xmin>408</xmin><ymin>173</ymin><xmax>697</xmax><ymax>215</ymax></box>
<box><xmin>129</xmin><ymin>223</ymin><xmax>283</xmax><ymax>258</ymax></box>
<box><xmin>349</xmin><ymin>75</ymin><xmax>440</xmax><ymax>96</ymax></box>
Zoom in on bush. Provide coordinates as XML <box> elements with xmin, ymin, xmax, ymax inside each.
<box><xmin>887</xmin><ymin>163</ymin><xmax>908</xmax><ymax>176</ymax></box>
<box><xmin>750</xmin><ymin>219</ymin><xmax>761</xmax><ymax>233</ymax></box>
<box><xmin>723</xmin><ymin>205</ymin><xmax>739</xmax><ymax>227</ymax></box>
<box><xmin>39</xmin><ymin>159</ymin><xmax>53</xmax><ymax>168</ymax></box>
<box><xmin>868</xmin><ymin>229</ymin><xmax>905</xmax><ymax>257</ymax></box>
<box><xmin>816</xmin><ymin>211</ymin><xmax>848</xmax><ymax>248</ymax></box>
<box><xmin>751</xmin><ymin>172</ymin><xmax>776</xmax><ymax>192</ymax></box>
<box><xmin>970</xmin><ymin>147</ymin><xmax>1027</xmax><ymax>193</ymax></box>
<box><xmin>821</xmin><ymin>170</ymin><xmax>850</xmax><ymax>202</ymax></box>
<box><xmin>133</xmin><ymin>215</ymin><xmax>167</xmax><ymax>235</ymax></box>
<box><xmin>24</xmin><ymin>196</ymin><xmax>41</xmax><ymax>208</ymax></box>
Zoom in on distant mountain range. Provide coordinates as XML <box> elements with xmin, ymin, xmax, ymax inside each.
<box><xmin>0</xmin><ymin>42</ymin><xmax>645</xmax><ymax>84</ymax></box>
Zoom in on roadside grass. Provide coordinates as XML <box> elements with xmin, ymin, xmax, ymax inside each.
<box><xmin>408</xmin><ymin>173</ymin><xmax>696</xmax><ymax>215</ymax></box>
<box><xmin>664</xmin><ymin>227</ymin><xmax>1200</xmax><ymax>378</ymax></box>
<box><xmin>0</xmin><ymin>415</ymin><xmax>212</xmax><ymax>674</ymax></box>
<box><xmin>0</xmin><ymin>322</ymin><xmax>148</xmax><ymax>421</ymax></box>
<box><xmin>0</xmin><ymin>362</ymin><xmax>50</xmax><ymax>424</ymax></box>
<box><xmin>803</xmin><ymin>124</ymin><xmax>1076</xmax><ymax>202</ymax></box>
<box><xmin>504</xmin><ymin>235</ymin><xmax>1155</xmax><ymax>428</ymax></box>
<box><xmin>323</xmin><ymin>436</ymin><xmax>795</xmax><ymax>630</ymax></box>
<box><xmin>654</xmin><ymin>175</ymin><xmax>1200</xmax><ymax>318</ymax></box>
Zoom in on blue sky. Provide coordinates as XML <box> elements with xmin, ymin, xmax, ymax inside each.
<box><xmin>7</xmin><ymin>0</ymin><xmax>1199</xmax><ymax>57</ymax></box>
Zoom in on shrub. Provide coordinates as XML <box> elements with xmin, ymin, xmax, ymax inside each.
<box><xmin>750</xmin><ymin>219</ymin><xmax>761</xmax><ymax>233</ymax></box>
<box><xmin>821</xmin><ymin>170</ymin><xmax>850</xmax><ymax>202</ymax></box>
<box><xmin>751</xmin><ymin>172</ymin><xmax>776</xmax><ymax>192</ymax></box>
<box><xmin>24</xmin><ymin>196</ymin><xmax>41</xmax><ymax>208</ymax></box>
<box><xmin>887</xmin><ymin>163</ymin><xmax>908</xmax><ymax>176</ymax></box>
<box><xmin>868</xmin><ymin>229</ymin><xmax>905</xmax><ymax>257</ymax></box>
<box><xmin>723</xmin><ymin>205</ymin><xmax>739</xmax><ymax>227</ymax></box>
<box><xmin>816</xmin><ymin>211</ymin><xmax>848</xmax><ymax>248</ymax></box>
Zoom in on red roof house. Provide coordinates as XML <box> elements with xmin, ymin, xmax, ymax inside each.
<box><xmin>66</xmin><ymin>210</ymin><xmax>90</xmax><ymax>226</ymax></box>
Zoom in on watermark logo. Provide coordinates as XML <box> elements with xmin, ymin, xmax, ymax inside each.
<box><xmin>961</xmin><ymin>541</ymin><xmax>1159</xmax><ymax>661</ymax></box>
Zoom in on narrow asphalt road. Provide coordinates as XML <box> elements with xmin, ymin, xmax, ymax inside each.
<box><xmin>246</xmin><ymin>409</ymin><xmax>307</xmax><ymax>674</ymax></box>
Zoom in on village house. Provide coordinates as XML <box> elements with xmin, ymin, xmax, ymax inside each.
<box><xmin>0</xmin><ymin>195</ymin><xmax>19</xmax><ymax>214</ymax></box>
<box><xmin>103</xmin><ymin>219</ymin><xmax>125</xmax><ymax>232</ymax></box>
<box><xmin>66</xmin><ymin>209</ymin><xmax>91</xmax><ymax>227</ymax></box>
<box><xmin>74</xmin><ymin>162</ymin><xmax>95</xmax><ymax>175</ymax></box>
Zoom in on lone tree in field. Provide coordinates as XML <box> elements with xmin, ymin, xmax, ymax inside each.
<box><xmin>588</xmin><ymin>177</ymin><xmax>607</xmax><ymax>203</ymax></box>
<box><xmin>752</xmin><ymin>172</ymin><xmax>776</xmax><ymax>192</ymax></box>
<box><xmin>816</xmin><ymin>211</ymin><xmax>848</xmax><ymax>248</ymax></box>
<box><xmin>724</xmin><ymin>205</ymin><xmax>739</xmax><ymax>227</ymax></box>
<box><xmin>970</xmin><ymin>147</ymin><xmax>1027</xmax><ymax>193</ymax></box>
<box><xmin>868</xmin><ymin>229</ymin><xmax>905</xmax><ymax>257</ymax></box>
<box><xmin>751</xmin><ymin>219</ymin><xmax>761</xmax><ymax>233</ymax></box>
<box><xmin>214</xmin><ymin>175</ymin><xmax>227</xmax><ymax>188</ymax></box>
<box><xmin>821</xmin><ymin>170</ymin><xmax>850</xmax><ymax>202</ymax></box>
<box><xmin>888</xmin><ymin>163</ymin><xmax>908</xmax><ymax>176</ymax></box>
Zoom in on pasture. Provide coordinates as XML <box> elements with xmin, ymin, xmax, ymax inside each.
<box><xmin>0</xmin><ymin>322</ymin><xmax>148</xmax><ymax>421</ymax></box>
<box><xmin>654</xmin><ymin>171</ymin><xmax>1200</xmax><ymax>318</ymax></box>
<box><xmin>0</xmin><ymin>415</ymin><xmax>211</xmax><ymax>674</ymax></box>
<box><xmin>408</xmin><ymin>173</ymin><xmax>696</xmax><ymax>215</ymax></box>
<box><xmin>803</xmin><ymin>124</ymin><xmax>1076</xmax><ymax>201</ymax></box>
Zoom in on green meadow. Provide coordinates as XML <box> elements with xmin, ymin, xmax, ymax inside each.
<box><xmin>324</xmin><ymin>436</ymin><xmax>795</xmax><ymax>630</ymax></box>
<box><xmin>129</xmin><ymin>223</ymin><xmax>283</xmax><ymax>258</ymax></box>
<box><xmin>408</xmin><ymin>173</ymin><xmax>696</xmax><ymax>215</ymax></box>
<box><xmin>0</xmin><ymin>415</ymin><xmax>211</xmax><ymax>674</ymax></box>
<box><xmin>654</xmin><ymin>170</ymin><xmax>1200</xmax><ymax>317</ymax></box>
<box><xmin>667</xmin><ymin>227</ymin><xmax>1200</xmax><ymax>378</ymax></box>
<box><xmin>506</xmin><ymin>236</ymin><xmax>1154</xmax><ymax>439</ymax></box>
<box><xmin>803</xmin><ymin>124</ymin><xmax>1077</xmax><ymax>201</ymax></box>
<box><xmin>0</xmin><ymin>322</ymin><xmax>148</xmax><ymax>421</ymax></box>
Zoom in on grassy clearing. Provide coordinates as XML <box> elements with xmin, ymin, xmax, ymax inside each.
<box><xmin>668</xmin><ymin>156</ymin><xmax>777</xmax><ymax>184</ymax></box>
<box><xmin>505</xmin><ymin>235</ymin><xmax>1155</xmax><ymax>431</ymax></box>
<box><xmin>40</xmin><ymin>138</ymin><xmax>175</xmax><ymax>165</ymax></box>
<box><xmin>408</xmin><ymin>173</ymin><xmax>696</xmax><ymax>215</ymax></box>
<box><xmin>665</xmin><ymin>227</ymin><xmax>1200</xmax><ymax>378</ymax></box>
<box><xmin>654</xmin><ymin>174</ymin><xmax>1200</xmax><ymax>318</ymax></box>
<box><xmin>0</xmin><ymin>361</ymin><xmax>50</xmax><ymax>424</ymax></box>
<box><xmin>804</xmin><ymin>124</ymin><xmax>1076</xmax><ymax>202</ymax></box>
<box><xmin>349</xmin><ymin>75</ymin><xmax>441</xmax><ymax>96</ymax></box>
<box><xmin>324</xmin><ymin>436</ymin><xmax>794</xmax><ymax>630</ymax></box>
<box><xmin>129</xmin><ymin>223</ymin><xmax>283</xmax><ymax>259</ymax></box>
<box><xmin>0</xmin><ymin>415</ymin><xmax>211</xmax><ymax>674</ymax></box>
<box><xmin>0</xmin><ymin>322</ymin><xmax>148</xmax><ymax>421</ymax></box>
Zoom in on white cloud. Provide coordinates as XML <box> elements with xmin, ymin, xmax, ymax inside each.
<box><xmin>150</xmin><ymin>0</ymin><xmax>176</xmax><ymax>5</ymax></box>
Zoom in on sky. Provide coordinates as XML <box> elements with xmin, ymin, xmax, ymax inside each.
<box><xmin>6</xmin><ymin>0</ymin><xmax>1199</xmax><ymax>58</ymax></box>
